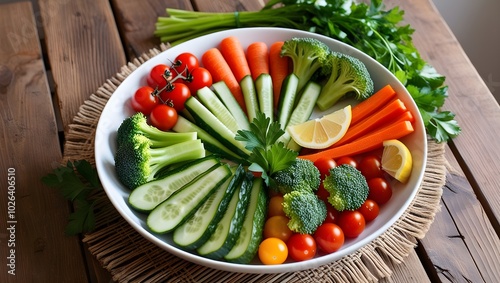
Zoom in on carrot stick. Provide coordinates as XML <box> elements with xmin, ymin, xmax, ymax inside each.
<box><xmin>350</xmin><ymin>84</ymin><xmax>397</xmax><ymax>126</ymax></box>
<box><xmin>219</xmin><ymin>36</ymin><xmax>251</xmax><ymax>83</ymax></box>
<box><xmin>201</xmin><ymin>48</ymin><xmax>246</xmax><ymax>110</ymax></box>
<box><xmin>269</xmin><ymin>41</ymin><xmax>290</xmax><ymax>109</ymax></box>
<box><xmin>299</xmin><ymin>120</ymin><xmax>414</xmax><ymax>163</ymax></box>
<box><xmin>246</xmin><ymin>42</ymin><xmax>270</xmax><ymax>81</ymax></box>
<box><xmin>334</xmin><ymin>99</ymin><xmax>407</xmax><ymax>146</ymax></box>
<box><xmin>394</xmin><ymin>110</ymin><xmax>414</xmax><ymax>124</ymax></box>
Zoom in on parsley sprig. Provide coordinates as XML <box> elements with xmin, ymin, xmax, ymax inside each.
<box><xmin>41</xmin><ymin>160</ymin><xmax>102</xmax><ymax>235</ymax></box>
<box><xmin>235</xmin><ymin>112</ymin><xmax>298</xmax><ymax>186</ymax></box>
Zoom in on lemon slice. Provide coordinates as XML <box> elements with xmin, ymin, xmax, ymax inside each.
<box><xmin>381</xmin><ymin>139</ymin><xmax>413</xmax><ymax>183</ymax></box>
<box><xmin>287</xmin><ymin>105</ymin><xmax>351</xmax><ymax>149</ymax></box>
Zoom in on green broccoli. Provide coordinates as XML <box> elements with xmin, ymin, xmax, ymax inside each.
<box><xmin>116</xmin><ymin>112</ymin><xmax>196</xmax><ymax>148</ymax></box>
<box><xmin>282</xmin><ymin>190</ymin><xmax>327</xmax><ymax>234</ymax></box>
<box><xmin>323</xmin><ymin>164</ymin><xmax>369</xmax><ymax>211</ymax></box>
<box><xmin>281</xmin><ymin>37</ymin><xmax>331</xmax><ymax>92</ymax></box>
<box><xmin>270</xmin><ymin>158</ymin><xmax>320</xmax><ymax>194</ymax></box>
<box><xmin>316</xmin><ymin>51</ymin><xmax>374</xmax><ymax>111</ymax></box>
<box><xmin>114</xmin><ymin>134</ymin><xmax>205</xmax><ymax>190</ymax></box>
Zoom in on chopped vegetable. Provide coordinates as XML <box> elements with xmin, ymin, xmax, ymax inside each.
<box><xmin>219</xmin><ymin>36</ymin><xmax>251</xmax><ymax>83</ymax></box>
<box><xmin>246</xmin><ymin>41</ymin><xmax>270</xmax><ymax>81</ymax></box>
<box><xmin>270</xmin><ymin>158</ymin><xmax>321</xmax><ymax>194</ymax></box>
<box><xmin>282</xmin><ymin>190</ymin><xmax>327</xmax><ymax>234</ymax></box>
<box><xmin>269</xmin><ymin>41</ymin><xmax>290</xmax><ymax>108</ymax></box>
<box><xmin>350</xmin><ymin>84</ymin><xmax>397</xmax><ymax>126</ymax></box>
<box><xmin>322</xmin><ymin>164</ymin><xmax>369</xmax><ymax>211</ymax></box>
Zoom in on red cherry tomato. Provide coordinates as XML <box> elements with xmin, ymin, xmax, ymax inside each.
<box><xmin>337</xmin><ymin>210</ymin><xmax>365</xmax><ymax>238</ymax></box>
<box><xmin>287</xmin><ymin>234</ymin><xmax>317</xmax><ymax>262</ymax></box>
<box><xmin>314</xmin><ymin>157</ymin><xmax>337</xmax><ymax>179</ymax></box>
<box><xmin>367</xmin><ymin>177</ymin><xmax>392</xmax><ymax>206</ymax></box>
<box><xmin>185</xmin><ymin>67</ymin><xmax>212</xmax><ymax>94</ymax></box>
<box><xmin>357</xmin><ymin>199</ymin><xmax>380</xmax><ymax>222</ymax></box>
<box><xmin>160</xmin><ymin>83</ymin><xmax>191</xmax><ymax>111</ymax></box>
<box><xmin>323</xmin><ymin>203</ymin><xmax>340</xmax><ymax>224</ymax></box>
<box><xmin>358</xmin><ymin>155</ymin><xmax>383</xmax><ymax>180</ymax></box>
<box><xmin>147</xmin><ymin>64</ymin><xmax>171</xmax><ymax>89</ymax></box>
<box><xmin>131</xmin><ymin>86</ymin><xmax>158</xmax><ymax>115</ymax></box>
<box><xmin>314</xmin><ymin>223</ymin><xmax>344</xmax><ymax>254</ymax></box>
<box><xmin>149</xmin><ymin>104</ymin><xmax>178</xmax><ymax>131</ymax></box>
<box><xmin>336</xmin><ymin>156</ymin><xmax>358</xmax><ymax>168</ymax></box>
<box><xmin>172</xmin><ymin>52</ymin><xmax>199</xmax><ymax>75</ymax></box>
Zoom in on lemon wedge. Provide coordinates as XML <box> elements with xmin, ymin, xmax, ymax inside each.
<box><xmin>381</xmin><ymin>139</ymin><xmax>413</xmax><ymax>183</ymax></box>
<box><xmin>287</xmin><ymin>105</ymin><xmax>351</xmax><ymax>149</ymax></box>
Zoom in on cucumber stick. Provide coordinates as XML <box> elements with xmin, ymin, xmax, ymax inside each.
<box><xmin>147</xmin><ymin>163</ymin><xmax>232</xmax><ymax>234</ymax></box>
<box><xmin>240</xmin><ymin>75</ymin><xmax>259</xmax><ymax>122</ymax></box>
<box><xmin>128</xmin><ymin>156</ymin><xmax>220</xmax><ymax>212</ymax></box>
<box><xmin>196</xmin><ymin>86</ymin><xmax>240</xmax><ymax>133</ymax></box>
<box><xmin>196</xmin><ymin>171</ymin><xmax>253</xmax><ymax>259</ymax></box>
<box><xmin>255</xmin><ymin>73</ymin><xmax>274</xmax><ymax>121</ymax></box>
<box><xmin>224</xmin><ymin>177</ymin><xmax>268</xmax><ymax>264</ymax></box>
<box><xmin>212</xmin><ymin>81</ymin><xmax>251</xmax><ymax>131</ymax></box>
<box><xmin>277</xmin><ymin>73</ymin><xmax>299</xmax><ymax>130</ymax></box>
<box><xmin>173</xmin><ymin>165</ymin><xmax>245</xmax><ymax>249</ymax></box>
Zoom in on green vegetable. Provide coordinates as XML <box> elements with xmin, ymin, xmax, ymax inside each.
<box><xmin>270</xmin><ymin>158</ymin><xmax>321</xmax><ymax>194</ymax></box>
<box><xmin>235</xmin><ymin>112</ymin><xmax>298</xmax><ymax>186</ymax></box>
<box><xmin>41</xmin><ymin>160</ymin><xmax>102</xmax><ymax>235</ymax></box>
<box><xmin>155</xmin><ymin>0</ymin><xmax>461</xmax><ymax>142</ymax></box>
<box><xmin>114</xmin><ymin>134</ymin><xmax>205</xmax><ymax>190</ymax></box>
<box><xmin>282</xmin><ymin>190</ymin><xmax>327</xmax><ymax>234</ymax></box>
<box><xmin>316</xmin><ymin>51</ymin><xmax>374</xmax><ymax>111</ymax></box>
<box><xmin>323</xmin><ymin>164</ymin><xmax>369</xmax><ymax>211</ymax></box>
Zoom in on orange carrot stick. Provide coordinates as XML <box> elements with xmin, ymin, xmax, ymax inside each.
<box><xmin>299</xmin><ymin>120</ymin><xmax>414</xmax><ymax>163</ymax></box>
<box><xmin>219</xmin><ymin>36</ymin><xmax>251</xmax><ymax>83</ymax></box>
<box><xmin>334</xmin><ymin>99</ymin><xmax>407</xmax><ymax>146</ymax></box>
<box><xmin>394</xmin><ymin>110</ymin><xmax>414</xmax><ymax>124</ymax></box>
<box><xmin>246</xmin><ymin>42</ymin><xmax>270</xmax><ymax>81</ymax></box>
<box><xmin>350</xmin><ymin>84</ymin><xmax>397</xmax><ymax>126</ymax></box>
<box><xmin>202</xmin><ymin>47</ymin><xmax>246</xmax><ymax>110</ymax></box>
<box><xmin>269</xmin><ymin>41</ymin><xmax>290</xmax><ymax>109</ymax></box>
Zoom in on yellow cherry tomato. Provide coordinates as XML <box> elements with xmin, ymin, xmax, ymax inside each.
<box><xmin>263</xmin><ymin>215</ymin><xmax>293</xmax><ymax>242</ymax></box>
<box><xmin>267</xmin><ymin>195</ymin><xmax>286</xmax><ymax>218</ymax></box>
<box><xmin>258</xmin><ymin>237</ymin><xmax>288</xmax><ymax>265</ymax></box>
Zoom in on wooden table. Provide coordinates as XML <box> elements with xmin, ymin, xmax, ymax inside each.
<box><xmin>1</xmin><ymin>0</ymin><xmax>499</xmax><ymax>282</ymax></box>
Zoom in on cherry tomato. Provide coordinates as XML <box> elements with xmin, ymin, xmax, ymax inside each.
<box><xmin>316</xmin><ymin>182</ymin><xmax>329</xmax><ymax>202</ymax></box>
<box><xmin>185</xmin><ymin>67</ymin><xmax>212</xmax><ymax>94</ymax></box>
<box><xmin>131</xmin><ymin>86</ymin><xmax>158</xmax><ymax>115</ymax></box>
<box><xmin>160</xmin><ymin>83</ymin><xmax>191</xmax><ymax>111</ymax></box>
<box><xmin>264</xmin><ymin>215</ymin><xmax>293</xmax><ymax>242</ymax></box>
<box><xmin>367</xmin><ymin>177</ymin><xmax>392</xmax><ymax>206</ymax></box>
<box><xmin>172</xmin><ymin>52</ymin><xmax>199</xmax><ymax>75</ymax></box>
<box><xmin>323</xmin><ymin>203</ymin><xmax>340</xmax><ymax>224</ymax></box>
<box><xmin>336</xmin><ymin>156</ymin><xmax>358</xmax><ymax>168</ymax></box>
<box><xmin>147</xmin><ymin>64</ymin><xmax>171</xmax><ymax>89</ymax></box>
<box><xmin>314</xmin><ymin>157</ymin><xmax>337</xmax><ymax>179</ymax></box>
<box><xmin>358</xmin><ymin>155</ymin><xmax>383</xmax><ymax>180</ymax></box>
<box><xmin>268</xmin><ymin>195</ymin><xmax>286</xmax><ymax>218</ymax></box>
<box><xmin>337</xmin><ymin>210</ymin><xmax>365</xmax><ymax>238</ymax></box>
<box><xmin>149</xmin><ymin>104</ymin><xmax>178</xmax><ymax>131</ymax></box>
<box><xmin>314</xmin><ymin>223</ymin><xmax>344</xmax><ymax>254</ymax></box>
<box><xmin>258</xmin><ymin>237</ymin><xmax>288</xmax><ymax>265</ymax></box>
<box><xmin>286</xmin><ymin>234</ymin><xmax>317</xmax><ymax>262</ymax></box>
<box><xmin>358</xmin><ymin>199</ymin><xmax>380</xmax><ymax>222</ymax></box>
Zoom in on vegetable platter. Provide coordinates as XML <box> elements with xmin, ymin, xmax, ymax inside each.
<box><xmin>94</xmin><ymin>27</ymin><xmax>427</xmax><ymax>273</ymax></box>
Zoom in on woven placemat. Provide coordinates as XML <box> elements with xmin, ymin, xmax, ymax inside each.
<box><xmin>63</xmin><ymin>44</ymin><xmax>447</xmax><ymax>283</ymax></box>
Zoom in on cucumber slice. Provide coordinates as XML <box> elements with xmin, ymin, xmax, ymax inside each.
<box><xmin>128</xmin><ymin>156</ymin><xmax>220</xmax><ymax>212</ymax></box>
<box><xmin>224</xmin><ymin>177</ymin><xmax>268</xmax><ymax>263</ymax></box>
<box><xmin>147</xmin><ymin>163</ymin><xmax>232</xmax><ymax>234</ymax></box>
<box><xmin>255</xmin><ymin>73</ymin><xmax>274</xmax><ymax>121</ymax></box>
<box><xmin>197</xmin><ymin>86</ymin><xmax>240</xmax><ymax>133</ymax></box>
<box><xmin>197</xmin><ymin>171</ymin><xmax>253</xmax><ymax>259</ymax></box>
<box><xmin>212</xmin><ymin>81</ymin><xmax>251</xmax><ymax>131</ymax></box>
<box><xmin>277</xmin><ymin>73</ymin><xmax>299</xmax><ymax>130</ymax></box>
<box><xmin>240</xmin><ymin>75</ymin><xmax>259</xmax><ymax>122</ymax></box>
<box><xmin>173</xmin><ymin>165</ymin><xmax>245</xmax><ymax>249</ymax></box>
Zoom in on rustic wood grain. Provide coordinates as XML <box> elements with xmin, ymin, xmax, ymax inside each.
<box><xmin>0</xmin><ymin>2</ymin><xmax>88</xmax><ymax>283</ymax></box>
<box><xmin>39</xmin><ymin>0</ymin><xmax>127</xmax><ymax>133</ymax></box>
<box><xmin>379</xmin><ymin>250</ymin><xmax>431</xmax><ymax>283</ymax></box>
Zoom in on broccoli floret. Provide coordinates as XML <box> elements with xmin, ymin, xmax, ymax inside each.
<box><xmin>116</xmin><ymin>112</ymin><xmax>196</xmax><ymax>148</ymax></box>
<box><xmin>281</xmin><ymin>37</ymin><xmax>331</xmax><ymax>92</ymax></box>
<box><xmin>114</xmin><ymin>134</ymin><xmax>205</xmax><ymax>190</ymax></box>
<box><xmin>282</xmin><ymin>190</ymin><xmax>327</xmax><ymax>234</ymax></box>
<box><xmin>323</xmin><ymin>164</ymin><xmax>369</xmax><ymax>211</ymax></box>
<box><xmin>316</xmin><ymin>52</ymin><xmax>374</xmax><ymax>111</ymax></box>
<box><xmin>270</xmin><ymin>158</ymin><xmax>320</xmax><ymax>194</ymax></box>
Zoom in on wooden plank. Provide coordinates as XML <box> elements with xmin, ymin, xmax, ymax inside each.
<box><xmin>379</xmin><ymin>250</ymin><xmax>431</xmax><ymax>283</ymax></box>
<box><xmin>111</xmin><ymin>0</ymin><xmax>193</xmax><ymax>59</ymax></box>
<box><xmin>384</xmin><ymin>0</ymin><xmax>500</xmax><ymax>228</ymax></box>
<box><xmin>39</xmin><ymin>0</ymin><xmax>127</xmax><ymax>133</ymax></box>
<box><xmin>0</xmin><ymin>2</ymin><xmax>88</xmax><ymax>283</ymax></box>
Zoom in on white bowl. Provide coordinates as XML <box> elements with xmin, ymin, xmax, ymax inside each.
<box><xmin>95</xmin><ymin>27</ymin><xmax>427</xmax><ymax>274</ymax></box>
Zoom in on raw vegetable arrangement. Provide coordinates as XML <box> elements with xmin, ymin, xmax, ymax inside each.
<box><xmin>114</xmin><ymin>34</ymin><xmax>416</xmax><ymax>265</ymax></box>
